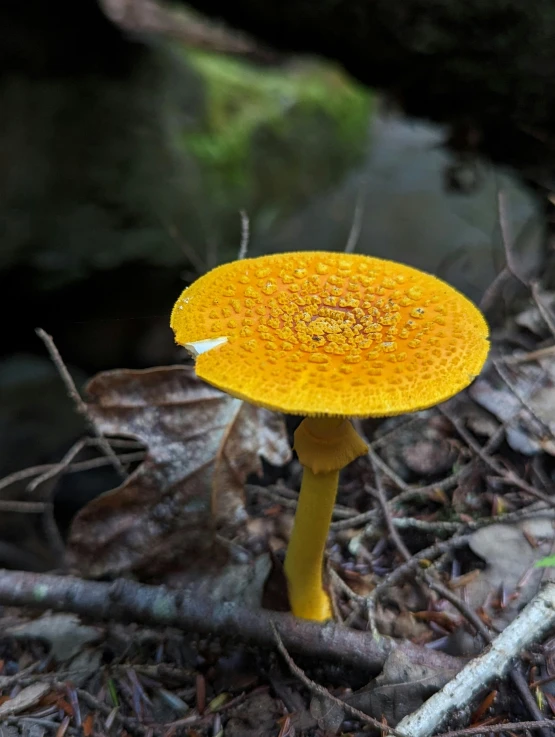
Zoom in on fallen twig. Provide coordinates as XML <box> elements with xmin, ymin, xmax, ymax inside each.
<box><xmin>397</xmin><ymin>582</ymin><xmax>555</xmax><ymax>736</ymax></box>
<box><xmin>0</xmin><ymin>501</ymin><xmax>46</xmax><ymax>513</ymax></box>
<box><xmin>0</xmin><ymin>448</ymin><xmax>144</xmax><ymax>497</ymax></box>
<box><xmin>503</xmin><ymin>344</ymin><xmax>555</xmax><ymax>365</ymax></box>
<box><xmin>0</xmin><ymin>569</ymin><xmax>391</xmax><ymax>672</ymax></box>
<box><xmin>252</xmin><ymin>484</ymin><xmax>355</xmax><ymax>520</ymax></box>
<box><xmin>493</xmin><ymin>358</ymin><xmax>554</xmax><ymax>441</ymax></box>
<box><xmin>439</xmin><ymin>406</ymin><xmax>555</xmax><ymax>509</ymax></box>
<box><xmin>344</xmin><ymin>176</ymin><xmax>366</xmax><ymax>254</ymax></box>
<box><xmin>35</xmin><ymin>328</ymin><xmax>127</xmax><ymax>480</ymax></box>
<box><xmin>369</xmin><ymin>533</ymin><xmax>472</xmax><ymax>603</ymax></box>
<box><xmin>237</xmin><ymin>209</ymin><xmax>250</xmax><ymax>260</ymax></box>
<box><xmin>531</xmin><ymin>281</ymin><xmax>555</xmax><ymax>338</ymax></box>
<box><xmin>271</xmin><ymin>622</ymin><xmax>406</xmax><ymax>736</ymax></box>
<box><xmin>434</xmin><ymin>719</ymin><xmax>554</xmax><ymax>737</ymax></box>
<box><xmin>26</xmin><ymin>438</ymin><xmax>90</xmax><ymax>496</ymax></box>
<box><xmin>509</xmin><ymin>666</ymin><xmax>549</xmax><ymax>737</ymax></box>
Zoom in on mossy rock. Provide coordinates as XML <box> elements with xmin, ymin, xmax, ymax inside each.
<box><xmin>184</xmin><ymin>50</ymin><xmax>370</xmax><ymax>194</ymax></box>
<box><xmin>180</xmin><ymin>49</ymin><xmax>372</xmax><ymax>263</ymax></box>
<box><xmin>0</xmin><ymin>36</ymin><xmax>372</xmax><ymax>287</ymax></box>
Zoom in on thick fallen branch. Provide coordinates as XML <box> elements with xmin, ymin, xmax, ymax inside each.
<box><xmin>0</xmin><ymin>569</ymin><xmax>391</xmax><ymax>672</ymax></box>
<box><xmin>397</xmin><ymin>582</ymin><xmax>555</xmax><ymax>737</ymax></box>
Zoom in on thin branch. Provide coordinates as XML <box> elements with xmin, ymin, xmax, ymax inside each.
<box><xmin>254</xmin><ymin>485</ymin><xmax>355</xmax><ymax>520</ymax></box>
<box><xmin>510</xmin><ymin>666</ymin><xmax>549</xmax><ymax>737</ymax></box>
<box><xmin>26</xmin><ymin>438</ymin><xmax>89</xmax><ymax>495</ymax></box>
<box><xmin>330</xmin><ymin>507</ymin><xmax>378</xmax><ymax>531</ymax></box>
<box><xmin>434</xmin><ymin>720</ymin><xmax>554</xmax><ymax>737</ymax></box>
<box><xmin>367</xmin><ymin>445</ymin><xmax>412</xmax><ymax>492</ymax></box>
<box><xmin>369</xmin><ymin>415</ymin><xmax>421</xmax><ymax>450</ymax></box>
<box><xmin>35</xmin><ymin>329</ymin><xmax>127</xmax><ymax>480</ymax></box>
<box><xmin>0</xmin><ymin>501</ymin><xmax>46</xmax><ymax>513</ymax></box>
<box><xmin>493</xmin><ymin>358</ymin><xmax>553</xmax><ymax>441</ymax></box>
<box><xmin>424</xmin><ymin>576</ymin><xmax>495</xmax><ymax>640</ymax></box>
<box><xmin>271</xmin><ymin>623</ymin><xmax>407</xmax><ymax>737</ymax></box>
<box><xmin>344</xmin><ymin>178</ymin><xmax>366</xmax><ymax>254</ymax></box>
<box><xmin>530</xmin><ymin>281</ymin><xmax>555</xmax><ymax>338</ymax></box>
<box><xmin>370</xmin><ymin>456</ymin><xmax>411</xmax><ymax>563</ymax></box>
<box><xmin>370</xmin><ymin>534</ymin><xmax>472</xmax><ymax>603</ymax></box>
<box><xmin>0</xmin><ymin>450</ymin><xmax>145</xmax><ymax>497</ymax></box>
<box><xmin>504</xmin><ymin>344</ymin><xmax>555</xmax><ymax>365</ymax></box>
<box><xmin>439</xmin><ymin>407</ymin><xmax>555</xmax><ymax>509</ymax></box>
<box><xmin>365</xmin><ymin>500</ymin><xmax>554</xmax><ymax>615</ymax></box>
<box><xmin>162</xmin><ymin>219</ymin><xmax>206</xmax><ymax>274</ymax></box>
<box><xmin>0</xmin><ymin>441</ymin><xmax>140</xmax><ymax>566</ymax></box>
<box><xmin>390</xmin><ymin>518</ymin><xmax>463</xmax><ymax>533</ymax></box>
<box><xmin>330</xmin><ymin>466</ymin><xmax>470</xmax><ymax>532</ymax></box>
<box><xmin>479</xmin><ymin>265</ymin><xmax>511</xmax><ymax>312</ymax></box>
<box><xmin>329</xmin><ymin>567</ymin><xmax>365</xmax><ymax>605</ymax></box>
<box><xmin>237</xmin><ymin>209</ymin><xmax>250</xmax><ymax>260</ymax></box>
<box><xmin>497</xmin><ymin>188</ymin><xmax>528</xmax><ymax>287</ymax></box>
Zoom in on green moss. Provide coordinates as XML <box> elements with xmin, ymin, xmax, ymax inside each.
<box><xmin>181</xmin><ymin>49</ymin><xmax>372</xmax><ymax>205</ymax></box>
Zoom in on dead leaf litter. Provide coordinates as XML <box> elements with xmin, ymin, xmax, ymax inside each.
<box><xmin>1</xmin><ymin>289</ymin><xmax>555</xmax><ymax>735</ymax></box>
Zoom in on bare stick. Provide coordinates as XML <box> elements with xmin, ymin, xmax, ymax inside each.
<box><xmin>510</xmin><ymin>666</ymin><xmax>549</xmax><ymax>736</ymax></box>
<box><xmin>531</xmin><ymin>281</ymin><xmax>555</xmax><ymax>338</ymax></box>
<box><xmin>330</xmin><ymin>464</ymin><xmax>469</xmax><ymax>532</ymax></box>
<box><xmin>237</xmin><ymin>209</ymin><xmax>250</xmax><ymax>260</ymax></box>
<box><xmin>26</xmin><ymin>438</ymin><xmax>89</xmax><ymax>495</ymax></box>
<box><xmin>35</xmin><ymin>329</ymin><xmax>126</xmax><ymax>480</ymax></box>
<box><xmin>370</xmin><ymin>534</ymin><xmax>472</xmax><ymax>602</ymax></box>
<box><xmin>163</xmin><ymin>220</ymin><xmax>206</xmax><ymax>274</ymax></box>
<box><xmin>271</xmin><ymin>623</ymin><xmax>407</xmax><ymax>736</ymax></box>
<box><xmin>435</xmin><ymin>720</ymin><xmax>555</xmax><ymax>737</ymax></box>
<box><xmin>253</xmin><ymin>485</ymin><xmax>355</xmax><ymax>520</ymax></box>
<box><xmin>0</xmin><ymin>569</ymin><xmax>391</xmax><ymax>673</ymax></box>
<box><xmin>439</xmin><ymin>407</ymin><xmax>555</xmax><ymax>509</ymax></box>
<box><xmin>497</xmin><ymin>188</ymin><xmax>528</xmax><ymax>287</ymax></box>
<box><xmin>397</xmin><ymin>582</ymin><xmax>555</xmax><ymax>737</ymax></box>
<box><xmin>371</xmin><ymin>457</ymin><xmax>411</xmax><ymax>561</ymax></box>
<box><xmin>424</xmin><ymin>575</ymin><xmax>496</xmax><ymax>639</ymax></box>
<box><xmin>479</xmin><ymin>265</ymin><xmax>511</xmax><ymax>312</ymax></box>
<box><xmin>0</xmin><ymin>501</ymin><xmax>46</xmax><ymax>513</ymax></box>
<box><xmin>504</xmin><ymin>344</ymin><xmax>555</xmax><ymax>365</ymax></box>
<box><xmin>0</xmin><ymin>451</ymin><xmax>145</xmax><ymax>497</ymax></box>
<box><xmin>493</xmin><ymin>358</ymin><xmax>553</xmax><ymax>440</ymax></box>
<box><xmin>344</xmin><ymin>179</ymin><xmax>366</xmax><ymax>254</ymax></box>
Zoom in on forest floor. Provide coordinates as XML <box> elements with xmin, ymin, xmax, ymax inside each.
<box><xmin>1</xmin><ymin>275</ymin><xmax>555</xmax><ymax>737</ymax></box>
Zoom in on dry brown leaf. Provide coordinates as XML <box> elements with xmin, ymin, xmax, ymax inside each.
<box><xmin>67</xmin><ymin>366</ymin><xmax>291</xmax><ymax>578</ymax></box>
<box><xmin>464</xmin><ymin>519</ymin><xmax>555</xmax><ymax>627</ymax></box>
<box><xmin>348</xmin><ymin>645</ymin><xmax>463</xmax><ymax>726</ymax></box>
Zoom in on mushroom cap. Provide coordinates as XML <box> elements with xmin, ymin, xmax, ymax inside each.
<box><xmin>171</xmin><ymin>252</ymin><xmax>489</xmax><ymax>417</ymax></box>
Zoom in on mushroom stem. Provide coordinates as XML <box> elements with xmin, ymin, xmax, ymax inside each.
<box><xmin>284</xmin><ymin>466</ymin><xmax>338</xmax><ymax>621</ymax></box>
<box><xmin>284</xmin><ymin>417</ymin><xmax>368</xmax><ymax>621</ymax></box>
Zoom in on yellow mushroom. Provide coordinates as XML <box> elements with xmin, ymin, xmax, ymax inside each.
<box><xmin>170</xmin><ymin>252</ymin><xmax>489</xmax><ymax>621</ymax></box>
